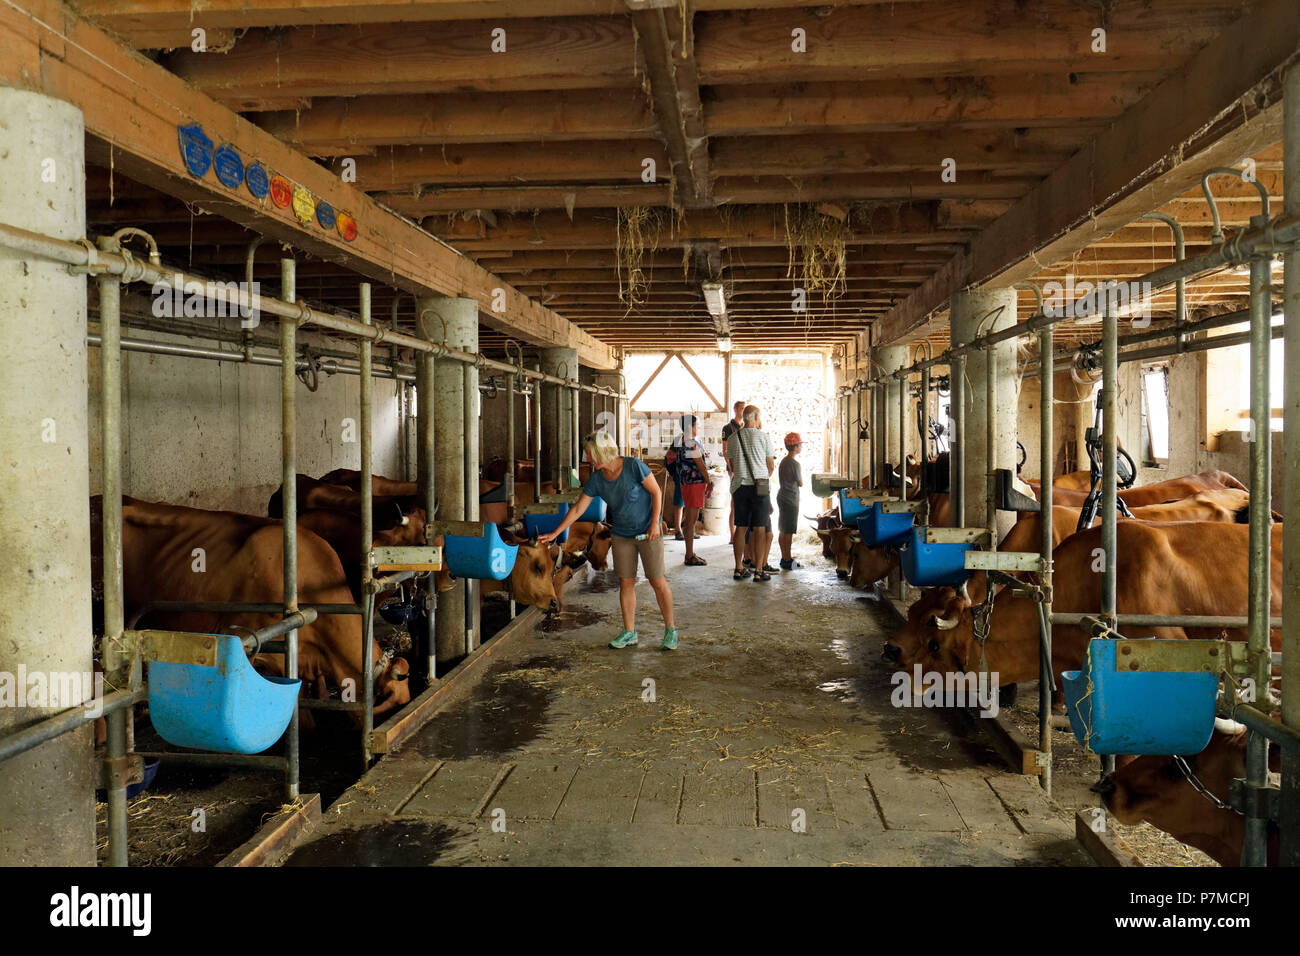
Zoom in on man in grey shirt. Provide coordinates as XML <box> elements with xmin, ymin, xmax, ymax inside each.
<box><xmin>726</xmin><ymin>404</ymin><xmax>775</xmax><ymax>581</ymax></box>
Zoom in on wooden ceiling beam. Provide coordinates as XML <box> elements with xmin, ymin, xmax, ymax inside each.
<box><xmin>627</xmin><ymin>0</ymin><xmax>712</xmax><ymax>208</ymax></box>
<box><xmin>352</xmin><ymin>141</ymin><xmax>670</xmax><ymax>189</ymax></box>
<box><xmin>705</xmin><ymin>74</ymin><xmax>1162</xmax><ymax>136</ymax></box>
<box><xmin>422</xmin><ymin>205</ymin><xmax>973</xmax><ymax>250</ymax></box>
<box><xmin>165</xmin><ymin>17</ymin><xmax>639</xmax><ymax>100</ymax></box>
<box><xmin>253</xmin><ymin>90</ymin><xmax>655</xmax><ymax>152</ymax></box>
<box><xmin>872</xmin><ymin>0</ymin><xmax>1298</xmax><ymax>346</ymax></box>
<box><xmin>695</xmin><ymin>2</ymin><xmax>1248</xmax><ymax>85</ymax></box>
<box><xmin>6</xmin><ymin>0</ymin><xmax>615</xmax><ymax>367</ymax></box>
<box><xmin>710</xmin><ymin>129</ymin><xmax>1085</xmax><ymax>178</ymax></box>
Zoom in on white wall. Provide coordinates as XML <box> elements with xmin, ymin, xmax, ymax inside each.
<box><xmin>88</xmin><ymin>329</ymin><xmax>405</xmax><ymax>515</ymax></box>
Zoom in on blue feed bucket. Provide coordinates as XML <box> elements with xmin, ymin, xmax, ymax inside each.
<box><xmin>523</xmin><ymin>503</ymin><xmax>570</xmax><ymax>543</ymax></box>
<box><xmin>1062</xmin><ymin>639</ymin><xmax>1218</xmax><ymax>755</ymax></box>
<box><xmin>575</xmin><ymin>497</ymin><xmax>607</xmax><ymax>524</ymax></box>
<box><xmin>837</xmin><ymin>488</ymin><xmax>868</xmax><ymax>523</ymax></box>
<box><xmin>443</xmin><ymin>522</ymin><xmax>519</xmax><ymax>580</ymax></box>
<box><xmin>149</xmin><ymin>635</ymin><xmax>300</xmax><ymax>754</ymax></box>
<box><xmin>900</xmin><ymin>526</ymin><xmax>973</xmax><ymax>587</ymax></box>
<box><xmin>859</xmin><ymin>501</ymin><xmax>913</xmax><ymax>548</ymax></box>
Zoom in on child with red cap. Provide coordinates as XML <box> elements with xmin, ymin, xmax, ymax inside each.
<box><xmin>777</xmin><ymin>432</ymin><xmax>803</xmax><ymax>570</ymax></box>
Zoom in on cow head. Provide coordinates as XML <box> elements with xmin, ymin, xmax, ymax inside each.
<box><xmin>1096</xmin><ymin>725</ymin><xmax>1279</xmax><ymax>867</ymax></box>
<box><xmin>505</xmin><ymin>537</ymin><xmax>565</xmax><ymax>612</ymax></box>
<box><xmin>585</xmin><ymin>524</ymin><xmax>614</xmax><ymax>571</ymax></box>
<box><xmin>818</xmin><ymin>526</ymin><xmax>858</xmax><ymax>577</ymax></box>
<box><xmin>884</xmin><ymin>586</ymin><xmax>971</xmax><ymax>688</ymax></box>
<box><xmin>848</xmin><ymin>542</ymin><xmax>897</xmax><ymax>589</ymax></box>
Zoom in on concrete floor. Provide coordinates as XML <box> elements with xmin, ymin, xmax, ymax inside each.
<box><xmin>284</xmin><ymin>533</ymin><xmax>1091</xmax><ymax>866</ymax></box>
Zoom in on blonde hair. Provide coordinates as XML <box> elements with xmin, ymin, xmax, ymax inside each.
<box><xmin>584</xmin><ymin>430</ymin><xmax>621</xmax><ymax>466</ymax></box>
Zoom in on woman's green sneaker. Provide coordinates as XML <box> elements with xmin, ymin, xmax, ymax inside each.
<box><xmin>609</xmin><ymin>630</ymin><xmax>638</xmax><ymax>649</ymax></box>
<box><xmin>662</xmin><ymin>627</ymin><xmax>678</xmax><ymax>650</ymax></box>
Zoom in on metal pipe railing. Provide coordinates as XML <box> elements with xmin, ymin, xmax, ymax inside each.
<box><xmin>0</xmin><ymin>688</ymin><xmax>144</xmax><ymax>766</ymax></box>
<box><xmin>280</xmin><ymin>257</ymin><xmax>301</xmax><ymax>801</ymax></box>
<box><xmin>0</xmin><ymin>220</ymin><xmax>626</xmax><ymax>399</ymax></box>
<box><xmin>359</xmin><ymin>283</ymin><xmax>376</xmax><ymax>770</ymax></box>
<box><xmin>1282</xmin><ymin>61</ymin><xmax>1300</xmax><ymax>868</ymax></box>
<box><xmin>1038</xmin><ymin>306</ymin><xmax>1054</xmax><ymax>796</ymax></box>
<box><xmin>96</xmin><ymin>241</ymin><xmax>128</xmax><ymax>867</ymax></box>
<box><xmin>1244</xmin><ymin>211</ymin><xmax>1275</xmax><ymax>868</ymax></box>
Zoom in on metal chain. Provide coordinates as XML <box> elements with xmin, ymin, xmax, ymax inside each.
<box><xmin>1171</xmin><ymin>755</ymin><xmax>1233</xmax><ymax>812</ymax></box>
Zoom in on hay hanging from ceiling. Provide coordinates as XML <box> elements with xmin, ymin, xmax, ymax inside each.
<box><xmin>783</xmin><ymin>203</ymin><xmax>849</xmax><ymax>301</ymax></box>
<box><xmin>616</xmin><ymin>206</ymin><xmax>670</xmax><ymax>310</ymax></box>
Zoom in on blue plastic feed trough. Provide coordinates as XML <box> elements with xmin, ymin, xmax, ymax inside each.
<box><xmin>443</xmin><ymin>522</ymin><xmax>519</xmax><ymax>580</ymax></box>
<box><xmin>1062</xmin><ymin>639</ymin><xmax>1219</xmax><ymax>755</ymax></box>
<box><xmin>858</xmin><ymin>501</ymin><xmax>913</xmax><ymax>548</ymax></box>
<box><xmin>575</xmin><ymin>497</ymin><xmax>607</xmax><ymax>524</ymax></box>
<box><xmin>523</xmin><ymin>503</ymin><xmax>570</xmax><ymax>544</ymax></box>
<box><xmin>148</xmin><ymin>635</ymin><xmax>300</xmax><ymax>754</ymax></box>
<box><xmin>901</xmin><ymin>526</ymin><xmax>973</xmax><ymax>587</ymax></box>
<box><xmin>837</xmin><ymin>489</ymin><xmax>868</xmax><ymax>523</ymax></box>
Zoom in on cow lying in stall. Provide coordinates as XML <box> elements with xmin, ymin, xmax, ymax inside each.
<box><xmin>1096</xmin><ymin>720</ymin><xmax>1281</xmax><ymax>867</ymax></box>
<box><xmin>882</xmin><ymin>488</ymin><xmax>1259</xmax><ymax>673</ymax></box>
<box><xmin>888</xmin><ymin>521</ymin><xmax>1283</xmax><ymax>698</ymax></box>
<box><xmin>95</xmin><ymin>496</ymin><xmax>412</xmax><ymax>718</ymax></box>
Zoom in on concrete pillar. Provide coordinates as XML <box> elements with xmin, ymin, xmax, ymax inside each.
<box><xmin>950</xmin><ymin>287</ymin><xmax>1019</xmax><ymax>536</ymax></box>
<box><xmin>419</xmin><ymin>295</ymin><xmax>480</xmax><ymax>663</ymax></box>
<box><xmin>874</xmin><ymin>345</ymin><xmax>909</xmax><ymax>488</ymax></box>
<box><xmin>0</xmin><ymin>90</ymin><xmax>95</xmax><ymax>865</ymax></box>
<box><xmin>540</xmin><ymin>347</ymin><xmax>579</xmax><ymax>485</ymax></box>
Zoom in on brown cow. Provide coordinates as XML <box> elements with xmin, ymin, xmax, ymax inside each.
<box><xmin>1098</xmin><ymin>725</ymin><xmax>1280</xmax><ymax>867</ymax></box>
<box><xmin>1030</xmin><ymin>468</ymin><xmax>1247</xmax><ymax>510</ymax></box>
<box><xmin>296</xmin><ymin>506</ymin><xmax>453</xmax><ymax>599</ymax></box>
<box><xmin>895</xmin><ymin>521</ymin><xmax>1283</xmax><ymax>693</ymax></box>
<box><xmin>482</xmin><ymin>529</ymin><xmax>588</xmax><ymax>612</ymax></box>
<box><xmin>268</xmin><ymin>474</ymin><xmax>419</xmax><ymax>529</ymax></box>
<box><xmin>104</xmin><ymin>497</ymin><xmax>410</xmax><ymax>717</ymax></box>
<box><xmin>817</xmin><ymin>525</ymin><xmax>857</xmax><ymax>578</ymax></box>
<box><xmin>884</xmin><ymin>493</ymin><xmax>1256</xmax><ymax>670</ymax></box>
<box><xmin>317</xmin><ymin>468</ymin><xmax>418</xmax><ymax>498</ymax></box>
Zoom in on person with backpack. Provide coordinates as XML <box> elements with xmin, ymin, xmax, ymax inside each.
<box><xmin>666</xmin><ymin>413</ymin><xmax>712</xmax><ymax>566</ymax></box>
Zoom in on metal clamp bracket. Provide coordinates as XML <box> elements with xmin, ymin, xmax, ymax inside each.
<box><xmin>964</xmin><ymin>550</ymin><xmax>1044</xmax><ymax>573</ymax></box>
<box><xmin>370</xmin><ymin>545</ymin><xmax>445</xmax><ymax>572</ymax></box>
<box><xmin>925</xmin><ymin>527</ymin><xmax>991</xmax><ymax>545</ymax></box>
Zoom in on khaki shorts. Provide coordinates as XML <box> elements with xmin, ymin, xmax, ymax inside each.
<box><xmin>612</xmin><ymin>534</ymin><xmax>666</xmax><ymax>581</ymax></box>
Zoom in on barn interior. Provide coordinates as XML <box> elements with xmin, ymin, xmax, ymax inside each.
<box><xmin>0</xmin><ymin>0</ymin><xmax>1298</xmax><ymax>874</ymax></box>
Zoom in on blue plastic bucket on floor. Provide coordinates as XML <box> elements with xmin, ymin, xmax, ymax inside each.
<box><xmin>838</xmin><ymin>488</ymin><xmax>868</xmax><ymax>523</ymax></box>
<box><xmin>149</xmin><ymin>635</ymin><xmax>300</xmax><ymax>754</ymax></box>
<box><xmin>859</xmin><ymin>500</ymin><xmax>913</xmax><ymax>548</ymax></box>
<box><xmin>443</xmin><ymin>522</ymin><xmax>519</xmax><ymax>580</ymax></box>
<box><xmin>523</xmin><ymin>503</ymin><xmax>570</xmax><ymax>543</ymax></box>
<box><xmin>900</xmin><ymin>526</ymin><xmax>973</xmax><ymax>587</ymax></box>
<box><xmin>1062</xmin><ymin>639</ymin><xmax>1218</xmax><ymax>755</ymax></box>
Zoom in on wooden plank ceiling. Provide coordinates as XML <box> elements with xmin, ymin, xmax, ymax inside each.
<box><xmin>71</xmin><ymin>0</ymin><xmax>1280</xmax><ymax>356</ymax></box>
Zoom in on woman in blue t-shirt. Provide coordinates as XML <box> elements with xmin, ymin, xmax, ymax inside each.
<box><xmin>538</xmin><ymin>431</ymin><xmax>679</xmax><ymax>650</ymax></box>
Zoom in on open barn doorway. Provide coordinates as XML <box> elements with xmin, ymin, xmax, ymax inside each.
<box><xmin>624</xmin><ymin>350</ymin><xmax>830</xmax><ymax>522</ymax></box>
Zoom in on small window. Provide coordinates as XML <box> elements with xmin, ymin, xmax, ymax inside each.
<box><xmin>1140</xmin><ymin>363</ymin><xmax>1170</xmax><ymax>467</ymax></box>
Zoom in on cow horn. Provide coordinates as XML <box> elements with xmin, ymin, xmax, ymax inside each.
<box><xmin>1214</xmin><ymin>717</ymin><xmax>1247</xmax><ymax>735</ymax></box>
<box><xmin>932</xmin><ymin>613</ymin><xmax>960</xmax><ymax>631</ymax></box>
